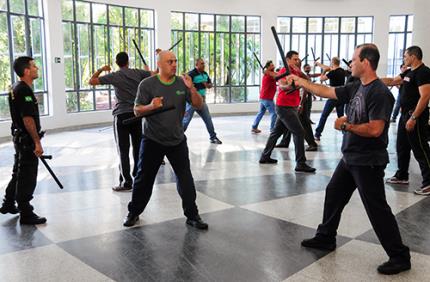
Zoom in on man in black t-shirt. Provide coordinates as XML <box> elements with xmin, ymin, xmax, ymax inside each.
<box><xmin>0</xmin><ymin>57</ymin><xmax>47</xmax><ymax>225</ymax></box>
<box><xmin>287</xmin><ymin>44</ymin><xmax>411</xmax><ymax>275</ymax></box>
<box><xmin>314</xmin><ymin>57</ymin><xmax>346</xmax><ymax>140</ymax></box>
<box><xmin>383</xmin><ymin>46</ymin><xmax>430</xmax><ymax>196</ymax></box>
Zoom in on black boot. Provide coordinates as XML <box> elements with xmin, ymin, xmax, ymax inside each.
<box><xmin>20</xmin><ymin>212</ymin><xmax>47</xmax><ymax>225</ymax></box>
<box><xmin>186</xmin><ymin>216</ymin><xmax>208</xmax><ymax>230</ymax></box>
<box><xmin>0</xmin><ymin>202</ymin><xmax>19</xmax><ymax>214</ymax></box>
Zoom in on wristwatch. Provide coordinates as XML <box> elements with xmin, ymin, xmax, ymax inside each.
<box><xmin>340</xmin><ymin>122</ymin><xmax>348</xmax><ymax>132</ymax></box>
<box><xmin>410</xmin><ymin>114</ymin><xmax>417</xmax><ymax>121</ymax></box>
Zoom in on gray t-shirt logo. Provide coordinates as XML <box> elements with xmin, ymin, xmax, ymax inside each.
<box><xmin>348</xmin><ymin>89</ymin><xmax>366</xmax><ymax>124</ymax></box>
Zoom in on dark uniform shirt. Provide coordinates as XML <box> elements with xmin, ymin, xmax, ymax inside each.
<box><xmin>335</xmin><ymin>79</ymin><xmax>394</xmax><ymax>166</ymax></box>
<box><xmin>399</xmin><ymin>64</ymin><xmax>430</xmax><ymax>112</ymax></box>
<box><xmin>188</xmin><ymin>68</ymin><xmax>211</xmax><ymax>96</ymax></box>
<box><xmin>327</xmin><ymin>67</ymin><xmax>346</xmax><ymax>87</ymax></box>
<box><xmin>8</xmin><ymin>81</ymin><xmax>41</xmax><ymax>135</ymax></box>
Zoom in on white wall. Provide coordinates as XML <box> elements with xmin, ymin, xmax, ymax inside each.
<box><xmin>0</xmin><ymin>0</ymin><xmax>414</xmax><ymax>138</ymax></box>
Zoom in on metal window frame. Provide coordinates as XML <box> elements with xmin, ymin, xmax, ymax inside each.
<box><xmin>62</xmin><ymin>0</ymin><xmax>155</xmax><ymax>113</ymax></box>
<box><xmin>276</xmin><ymin>15</ymin><xmax>374</xmax><ymax>66</ymax></box>
<box><xmin>387</xmin><ymin>14</ymin><xmax>413</xmax><ymax>76</ymax></box>
<box><xmin>171</xmin><ymin>11</ymin><xmax>261</xmax><ymax>104</ymax></box>
<box><xmin>0</xmin><ymin>0</ymin><xmax>48</xmax><ymax>121</ymax></box>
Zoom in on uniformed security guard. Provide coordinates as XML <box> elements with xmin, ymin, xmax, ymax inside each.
<box><xmin>0</xmin><ymin>56</ymin><xmax>47</xmax><ymax>225</ymax></box>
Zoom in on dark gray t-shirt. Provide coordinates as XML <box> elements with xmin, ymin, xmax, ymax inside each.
<box><xmin>335</xmin><ymin>79</ymin><xmax>394</xmax><ymax>166</ymax></box>
<box><xmin>135</xmin><ymin>75</ymin><xmax>192</xmax><ymax>146</ymax></box>
<box><xmin>99</xmin><ymin>68</ymin><xmax>151</xmax><ymax>116</ymax></box>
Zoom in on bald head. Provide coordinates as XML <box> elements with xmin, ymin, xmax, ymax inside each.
<box><xmin>157</xmin><ymin>51</ymin><xmax>177</xmax><ymax>78</ymax></box>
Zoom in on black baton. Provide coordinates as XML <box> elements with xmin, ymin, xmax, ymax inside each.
<box><xmin>252</xmin><ymin>52</ymin><xmax>264</xmax><ymax>71</ymax></box>
<box><xmin>132</xmin><ymin>39</ymin><xmax>148</xmax><ymax>66</ymax></box>
<box><xmin>123</xmin><ymin>105</ymin><xmax>176</xmax><ymax>125</ymax></box>
<box><xmin>168</xmin><ymin>38</ymin><xmax>183</xmax><ymax>51</ymax></box>
<box><xmin>40</xmin><ymin>155</ymin><xmax>63</xmax><ymax>189</ymax></box>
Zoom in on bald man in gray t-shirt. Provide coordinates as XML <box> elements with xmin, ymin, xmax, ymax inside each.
<box><xmin>123</xmin><ymin>51</ymin><xmax>209</xmax><ymax>230</ymax></box>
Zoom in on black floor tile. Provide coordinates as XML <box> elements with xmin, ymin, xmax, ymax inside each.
<box><xmin>195</xmin><ymin>173</ymin><xmax>331</xmax><ymax>205</ymax></box>
<box><xmin>0</xmin><ymin>216</ymin><xmax>52</xmax><ymax>255</ymax></box>
<box><xmin>356</xmin><ymin>197</ymin><xmax>430</xmax><ymax>256</ymax></box>
<box><xmin>59</xmin><ymin>208</ymin><xmax>350</xmax><ymax>282</ymax></box>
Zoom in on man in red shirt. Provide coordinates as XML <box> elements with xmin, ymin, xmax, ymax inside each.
<box><xmin>251</xmin><ymin>60</ymin><xmax>278</xmax><ymax>133</ymax></box>
<box><xmin>259</xmin><ymin>51</ymin><xmax>316</xmax><ymax>173</ymax></box>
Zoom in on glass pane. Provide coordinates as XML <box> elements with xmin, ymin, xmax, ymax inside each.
<box><xmin>0</xmin><ymin>95</ymin><xmax>10</xmax><ymax>120</ymax></box>
<box><xmin>95</xmin><ymin>90</ymin><xmax>110</xmax><ymax>110</ymax></box>
<box><xmin>0</xmin><ymin>0</ymin><xmax>6</xmax><ymax>11</ymax></box>
<box><xmin>0</xmin><ymin>13</ymin><xmax>11</xmax><ymax>93</ymax></box>
<box><xmin>28</xmin><ymin>0</ymin><xmax>42</xmax><ymax>17</ymax></box>
<box><xmin>92</xmin><ymin>3</ymin><xmax>106</xmax><ymax>24</ymax></box>
<box><xmin>200</xmin><ymin>32</ymin><xmax>214</xmax><ymax>78</ymax></box>
<box><xmin>357</xmin><ymin>17</ymin><xmax>372</xmax><ymax>33</ymax></box>
<box><xmin>324</xmin><ymin>17</ymin><xmax>339</xmax><ymax>33</ymax></box>
<box><xmin>171</xmin><ymin>31</ymin><xmax>184</xmax><ymax>73</ymax></box>
<box><xmin>215</xmin><ymin>33</ymin><xmax>230</xmax><ymax>86</ymax></box>
<box><xmin>77</xmin><ymin>24</ymin><xmax>91</xmax><ymax>89</ymax></box>
<box><xmin>277</xmin><ymin>17</ymin><xmax>290</xmax><ymax>33</ymax></box>
<box><xmin>109</xmin><ymin>26</ymin><xmax>122</xmax><ymax>69</ymax></box>
<box><xmin>30</xmin><ymin>18</ymin><xmax>42</xmax><ymax>55</ymax></box>
<box><xmin>125</xmin><ymin>7</ymin><xmax>138</xmax><ymax>27</ymax></box>
<box><xmin>35</xmin><ymin>93</ymin><xmax>47</xmax><ymax>115</ymax></box>
<box><xmin>109</xmin><ymin>6</ymin><xmax>123</xmax><ymax>26</ymax></box>
<box><xmin>10</xmin><ymin>0</ymin><xmax>25</xmax><ymax>14</ymax></box>
<box><xmin>324</xmin><ymin>34</ymin><xmax>339</xmax><ymax>61</ymax></box>
<box><xmin>93</xmin><ymin>25</ymin><xmax>107</xmax><ymax>72</ymax></box>
<box><xmin>79</xmin><ymin>91</ymin><xmax>94</xmax><ymax>111</ymax></box>
<box><xmin>308</xmin><ymin>18</ymin><xmax>322</xmax><ymax>33</ymax></box>
<box><xmin>339</xmin><ymin>34</ymin><xmax>355</xmax><ymax>63</ymax></box>
<box><xmin>205</xmin><ymin>87</ymin><xmax>214</xmax><ymax>104</ymax></box>
<box><xmin>139</xmin><ymin>29</ymin><xmax>154</xmax><ymax>69</ymax></box>
<box><xmin>61</xmin><ymin>0</ymin><xmax>73</xmax><ymax>21</ymax></box>
<box><xmin>389</xmin><ymin>16</ymin><xmax>406</xmax><ymax>32</ymax></box>
<box><xmin>341</xmin><ymin>17</ymin><xmax>355</xmax><ymax>33</ymax></box>
<box><xmin>231</xmin><ymin>16</ymin><xmax>244</xmax><ymax>32</ymax></box>
<box><xmin>171</xmin><ymin>12</ymin><xmax>183</xmax><ymax>30</ymax></box>
<box><xmin>247</xmin><ymin>16</ymin><xmax>260</xmax><ymax>33</ymax></box>
<box><xmin>215</xmin><ymin>87</ymin><xmax>228</xmax><ymax>103</ymax></box>
<box><xmin>407</xmin><ymin>15</ymin><xmax>414</xmax><ymax>32</ymax></box>
<box><xmin>247</xmin><ymin>34</ymin><xmax>260</xmax><ymax>85</ymax></box>
<box><xmin>185</xmin><ymin>13</ymin><xmax>198</xmax><ymax>30</ymax></box>
<box><xmin>216</xmin><ymin>15</ymin><xmax>229</xmax><ymax>32</ymax></box>
<box><xmin>140</xmin><ymin>9</ymin><xmax>153</xmax><ymax>28</ymax></box>
<box><xmin>230</xmin><ymin>33</ymin><xmax>245</xmax><ymax>85</ymax></box>
<box><xmin>63</xmin><ymin>23</ymin><xmax>75</xmax><ymax>90</ymax></box>
<box><xmin>66</xmin><ymin>92</ymin><xmax>78</xmax><ymax>112</ymax></box>
<box><xmin>231</xmin><ymin>87</ymin><xmax>245</xmax><ymax>103</ymax></box>
<box><xmin>292</xmin><ymin>17</ymin><xmax>306</xmax><ymax>33</ymax></box>
<box><xmin>246</xmin><ymin>86</ymin><xmax>259</xmax><ymax>102</ymax></box>
<box><xmin>184</xmin><ymin>31</ymin><xmax>199</xmax><ymax>71</ymax></box>
<box><xmin>200</xmin><ymin>14</ymin><xmax>214</xmax><ymax>31</ymax></box>
<box><xmin>125</xmin><ymin>28</ymin><xmax>139</xmax><ymax>67</ymax></box>
<box><xmin>12</xmin><ymin>15</ymin><xmax>26</xmax><ymax>56</ymax></box>
<box><xmin>75</xmin><ymin>1</ymin><xmax>90</xmax><ymax>22</ymax></box>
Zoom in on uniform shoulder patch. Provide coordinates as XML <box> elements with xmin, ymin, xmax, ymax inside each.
<box><xmin>24</xmin><ymin>96</ymin><xmax>33</xmax><ymax>102</ymax></box>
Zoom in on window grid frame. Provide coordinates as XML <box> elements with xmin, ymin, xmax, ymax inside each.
<box><xmin>62</xmin><ymin>0</ymin><xmax>155</xmax><ymax>113</ymax></box>
<box><xmin>171</xmin><ymin>11</ymin><xmax>261</xmax><ymax>104</ymax></box>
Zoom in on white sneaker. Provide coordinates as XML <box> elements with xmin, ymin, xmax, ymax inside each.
<box><xmin>414</xmin><ymin>185</ymin><xmax>430</xmax><ymax>196</ymax></box>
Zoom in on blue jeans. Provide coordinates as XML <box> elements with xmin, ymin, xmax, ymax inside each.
<box><xmin>315</xmin><ymin>99</ymin><xmax>344</xmax><ymax>138</ymax></box>
<box><xmin>392</xmin><ymin>97</ymin><xmax>401</xmax><ymax>120</ymax></box>
<box><xmin>183</xmin><ymin>102</ymin><xmax>217</xmax><ymax>139</ymax></box>
<box><xmin>252</xmin><ymin>99</ymin><xmax>277</xmax><ymax>131</ymax></box>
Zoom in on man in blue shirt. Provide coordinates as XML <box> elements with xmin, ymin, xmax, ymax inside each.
<box><xmin>183</xmin><ymin>58</ymin><xmax>222</xmax><ymax>144</ymax></box>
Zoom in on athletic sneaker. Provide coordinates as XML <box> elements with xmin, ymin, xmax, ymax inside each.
<box><xmin>386</xmin><ymin>176</ymin><xmax>409</xmax><ymax>185</ymax></box>
<box><xmin>251</xmin><ymin>128</ymin><xmax>261</xmax><ymax>134</ymax></box>
<box><xmin>414</xmin><ymin>185</ymin><xmax>430</xmax><ymax>196</ymax></box>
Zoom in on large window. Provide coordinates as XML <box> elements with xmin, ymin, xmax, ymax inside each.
<box><xmin>277</xmin><ymin>16</ymin><xmax>373</xmax><ymax>68</ymax></box>
<box><xmin>387</xmin><ymin>15</ymin><xmax>413</xmax><ymax>77</ymax></box>
<box><xmin>0</xmin><ymin>0</ymin><xmax>47</xmax><ymax>121</ymax></box>
<box><xmin>62</xmin><ymin>0</ymin><xmax>155</xmax><ymax>113</ymax></box>
<box><xmin>171</xmin><ymin>12</ymin><xmax>261</xmax><ymax>103</ymax></box>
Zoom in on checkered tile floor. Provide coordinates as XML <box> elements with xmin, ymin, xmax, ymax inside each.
<box><xmin>0</xmin><ymin>114</ymin><xmax>429</xmax><ymax>282</ymax></box>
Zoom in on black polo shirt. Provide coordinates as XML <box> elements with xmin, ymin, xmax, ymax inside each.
<box><xmin>8</xmin><ymin>81</ymin><xmax>41</xmax><ymax>135</ymax></box>
<box><xmin>399</xmin><ymin>64</ymin><xmax>430</xmax><ymax>112</ymax></box>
